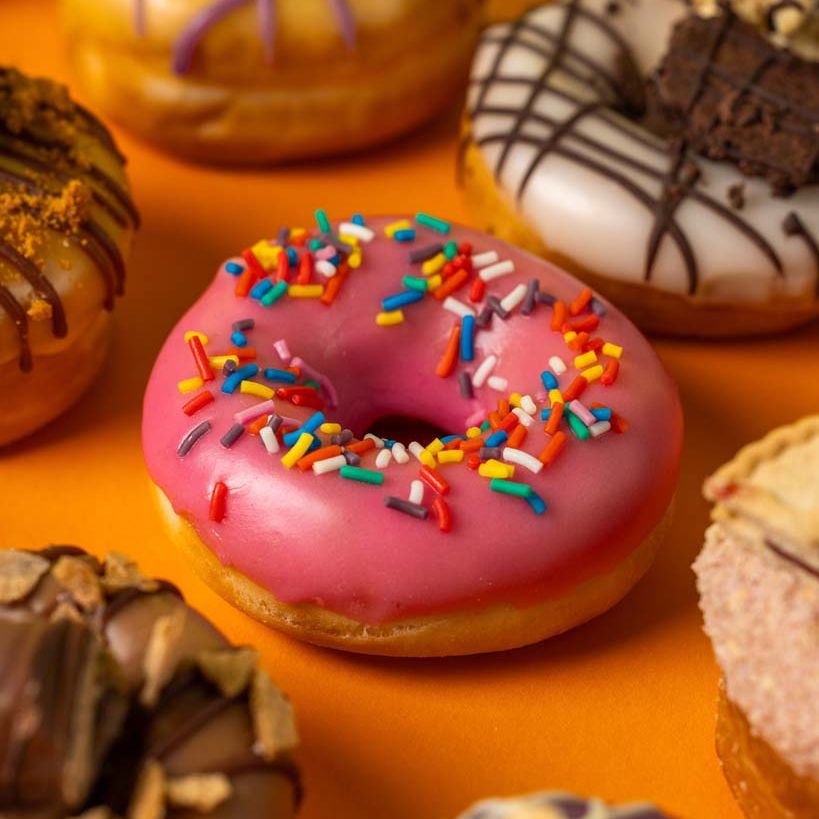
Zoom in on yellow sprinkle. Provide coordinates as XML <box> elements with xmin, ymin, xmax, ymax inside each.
<box><xmin>376</xmin><ymin>310</ymin><xmax>404</xmax><ymax>326</ymax></box>
<box><xmin>582</xmin><ymin>364</ymin><xmax>605</xmax><ymax>383</ymax></box>
<box><xmin>184</xmin><ymin>330</ymin><xmax>208</xmax><ymax>345</ymax></box>
<box><xmin>208</xmin><ymin>355</ymin><xmax>239</xmax><ymax>369</ymax></box>
<box><xmin>251</xmin><ymin>240</ymin><xmax>281</xmax><ymax>269</ymax></box>
<box><xmin>288</xmin><ymin>284</ymin><xmax>325</xmax><ymax>298</ymax></box>
<box><xmin>438</xmin><ymin>450</ymin><xmax>464</xmax><ymax>464</ymax></box>
<box><xmin>240</xmin><ymin>381</ymin><xmax>275</xmax><ymax>399</ymax></box>
<box><xmin>422</xmin><ymin>253</ymin><xmax>446</xmax><ymax>275</ymax></box>
<box><xmin>178</xmin><ymin>376</ymin><xmax>203</xmax><ymax>394</ymax></box>
<box><xmin>479</xmin><ymin>460</ymin><xmax>515</xmax><ymax>479</ymax></box>
<box><xmin>320</xmin><ymin>422</ymin><xmax>342</xmax><ymax>434</ymax></box>
<box><xmin>509</xmin><ymin>392</ymin><xmax>522</xmax><ymax>408</ymax></box>
<box><xmin>425</xmin><ymin>438</ymin><xmax>445</xmax><ymax>455</ymax></box>
<box><xmin>427</xmin><ymin>274</ymin><xmax>443</xmax><ymax>290</ymax></box>
<box><xmin>419</xmin><ymin>451</ymin><xmax>437</xmax><ymax>469</ymax></box>
<box><xmin>290</xmin><ymin>227</ymin><xmax>307</xmax><ymax>240</ymax></box>
<box><xmin>602</xmin><ymin>342</ymin><xmax>623</xmax><ymax>359</ymax></box>
<box><xmin>281</xmin><ymin>432</ymin><xmax>314</xmax><ymax>469</ymax></box>
<box><xmin>349</xmin><ymin>250</ymin><xmax>362</xmax><ymax>269</ymax></box>
<box><xmin>466</xmin><ymin>426</ymin><xmax>482</xmax><ymax>439</ymax></box>
<box><xmin>339</xmin><ymin>233</ymin><xmax>360</xmax><ymax>246</ymax></box>
<box><xmin>563</xmin><ymin>331</ymin><xmax>577</xmax><ymax>344</ymax></box>
<box><xmin>384</xmin><ymin>219</ymin><xmax>412</xmax><ymax>238</ymax></box>
<box><xmin>548</xmin><ymin>388</ymin><xmax>564</xmax><ymax>405</ymax></box>
<box><xmin>574</xmin><ymin>350</ymin><xmax>598</xmax><ymax>369</ymax></box>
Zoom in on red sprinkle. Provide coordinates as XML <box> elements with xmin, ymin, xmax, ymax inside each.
<box><xmin>567</xmin><ymin>314</ymin><xmax>600</xmax><ymax>333</ymax></box>
<box><xmin>276</xmin><ymin>386</ymin><xmax>318</xmax><ymax>398</ymax></box>
<box><xmin>499</xmin><ymin>412</ymin><xmax>519</xmax><ymax>434</ymax></box>
<box><xmin>297</xmin><ymin>252</ymin><xmax>313</xmax><ymax>285</ymax></box>
<box><xmin>457</xmin><ymin>242</ymin><xmax>473</xmax><ymax>256</ymax></box>
<box><xmin>275</xmin><ymin>250</ymin><xmax>290</xmax><ymax>283</ymax></box>
<box><xmin>188</xmin><ymin>335</ymin><xmax>214</xmax><ymax>382</ymax></box>
<box><xmin>182</xmin><ymin>390</ymin><xmax>214</xmax><ymax>416</ymax></box>
<box><xmin>209</xmin><ymin>482</ymin><xmax>228</xmax><ymax>522</ymax></box>
<box><xmin>469</xmin><ymin>277</ymin><xmax>486</xmax><ymax>303</ymax></box>
<box><xmin>601</xmin><ymin>358</ymin><xmax>620</xmax><ymax>386</ymax></box>
<box><xmin>431</xmin><ymin>496</ymin><xmax>453</xmax><ymax>532</ymax></box>
<box><xmin>467</xmin><ymin>453</ymin><xmax>481</xmax><ymax>470</ymax></box>
<box><xmin>562</xmin><ymin>375</ymin><xmax>588</xmax><ymax>402</ymax></box>
<box><xmin>290</xmin><ymin>393</ymin><xmax>325</xmax><ymax>410</ymax></box>
<box><xmin>237</xmin><ymin>249</ymin><xmax>264</xmax><ymax>296</ymax></box>
<box><xmin>419</xmin><ymin>465</ymin><xmax>450</xmax><ymax>496</ymax></box>
<box><xmin>436</xmin><ymin>322</ymin><xmax>461</xmax><ymax>378</ymax></box>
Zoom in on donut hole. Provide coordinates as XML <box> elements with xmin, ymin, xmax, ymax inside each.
<box><xmin>366</xmin><ymin>415</ymin><xmax>451</xmax><ymax>446</ymax></box>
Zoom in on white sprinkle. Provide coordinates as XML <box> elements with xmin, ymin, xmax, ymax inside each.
<box><xmin>392</xmin><ymin>442</ymin><xmax>409</xmax><ymax>464</ymax></box>
<box><xmin>375</xmin><ymin>448</ymin><xmax>393</xmax><ymax>469</ymax></box>
<box><xmin>472</xmin><ymin>354</ymin><xmax>497</xmax><ymax>388</ymax></box>
<box><xmin>408</xmin><ymin>480</ymin><xmax>424</xmax><ymax>505</ymax></box>
<box><xmin>315</xmin><ymin>260</ymin><xmax>337</xmax><ymax>278</ymax></box>
<box><xmin>590</xmin><ymin>421</ymin><xmax>612</xmax><ymax>438</ymax></box>
<box><xmin>511</xmin><ymin>407</ymin><xmax>535</xmax><ymax>427</ymax></box>
<box><xmin>479</xmin><ymin>259</ymin><xmax>515</xmax><ymax>282</ymax></box>
<box><xmin>338</xmin><ymin>222</ymin><xmax>375</xmax><ymax>242</ymax></box>
<box><xmin>408</xmin><ymin>441</ymin><xmax>425</xmax><ymax>462</ymax></box>
<box><xmin>520</xmin><ymin>394</ymin><xmax>537</xmax><ymax>415</ymax></box>
<box><xmin>500</xmin><ymin>283</ymin><xmax>527</xmax><ymax>313</ymax></box>
<box><xmin>312</xmin><ymin>454</ymin><xmax>347</xmax><ymax>474</ymax></box>
<box><xmin>274</xmin><ymin>338</ymin><xmax>292</xmax><ymax>364</ymax></box>
<box><xmin>442</xmin><ymin>296</ymin><xmax>476</xmax><ymax>319</ymax></box>
<box><xmin>259</xmin><ymin>425</ymin><xmax>280</xmax><ymax>454</ymax></box>
<box><xmin>364</xmin><ymin>433</ymin><xmax>384</xmax><ymax>449</ymax></box>
<box><xmin>472</xmin><ymin>250</ymin><xmax>499</xmax><ymax>269</ymax></box>
<box><xmin>487</xmin><ymin>375</ymin><xmax>509</xmax><ymax>392</ymax></box>
<box><xmin>502</xmin><ymin>447</ymin><xmax>544</xmax><ymax>474</ymax></box>
<box><xmin>549</xmin><ymin>355</ymin><xmax>567</xmax><ymax>375</ymax></box>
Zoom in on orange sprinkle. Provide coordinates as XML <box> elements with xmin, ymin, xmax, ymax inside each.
<box><xmin>234</xmin><ymin>268</ymin><xmax>256</xmax><ymax>298</ymax></box>
<box><xmin>611</xmin><ymin>411</ymin><xmax>630</xmax><ymax>434</ymax></box>
<box><xmin>601</xmin><ymin>358</ymin><xmax>620</xmax><ymax>386</ymax></box>
<box><xmin>538</xmin><ymin>431</ymin><xmax>567</xmax><ymax>466</ymax></box>
<box><xmin>497</xmin><ymin>398</ymin><xmax>510</xmax><ymax>418</ymax></box>
<box><xmin>275</xmin><ymin>250</ymin><xmax>290</xmax><ymax>283</ymax></box>
<box><xmin>436</xmin><ymin>322</ymin><xmax>461</xmax><ymax>378</ymax></box>
<box><xmin>297</xmin><ymin>444</ymin><xmax>343</xmax><ymax>471</ymax></box>
<box><xmin>320</xmin><ymin>262</ymin><xmax>349</xmax><ymax>306</ymax></box>
<box><xmin>459</xmin><ymin>437</ymin><xmax>484</xmax><ymax>453</ymax></box>
<box><xmin>570</xmin><ymin>287</ymin><xmax>593</xmax><ymax>316</ymax></box>
<box><xmin>227</xmin><ymin>346</ymin><xmax>257</xmax><ymax>361</ymax></box>
<box><xmin>567</xmin><ymin>331</ymin><xmax>589</xmax><ymax>352</ymax></box>
<box><xmin>419</xmin><ymin>464</ymin><xmax>450</xmax><ymax>496</ymax></box>
<box><xmin>443</xmin><ymin>438</ymin><xmax>462</xmax><ymax>451</ymax></box>
<box><xmin>488</xmin><ymin>411</ymin><xmax>503</xmax><ymax>431</ymax></box>
<box><xmin>507</xmin><ymin>424</ymin><xmax>527</xmax><ymax>449</ymax></box>
<box><xmin>467</xmin><ymin>453</ymin><xmax>481</xmax><ymax>470</ymax></box>
<box><xmin>584</xmin><ymin>337</ymin><xmax>605</xmax><ymax>353</ymax></box>
<box><xmin>432</xmin><ymin>268</ymin><xmax>469</xmax><ymax>300</ymax></box>
<box><xmin>247</xmin><ymin>416</ymin><xmax>269</xmax><ymax>436</ymax></box>
<box><xmin>346</xmin><ymin>438</ymin><xmax>376</xmax><ymax>455</ymax></box>
<box><xmin>568</xmin><ymin>314</ymin><xmax>600</xmax><ymax>333</ymax></box>
<box><xmin>550</xmin><ymin>300</ymin><xmax>567</xmax><ymax>331</ymax></box>
<box><xmin>545</xmin><ymin>402</ymin><xmax>564</xmax><ymax>436</ymax></box>
<box><xmin>562</xmin><ymin>375</ymin><xmax>588</xmax><ymax>402</ymax></box>
<box><xmin>499</xmin><ymin>412</ymin><xmax>519</xmax><ymax>433</ymax></box>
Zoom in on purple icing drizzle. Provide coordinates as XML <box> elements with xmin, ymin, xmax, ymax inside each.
<box><xmin>134</xmin><ymin>0</ymin><xmax>146</xmax><ymax>36</ymax></box>
<box><xmin>327</xmin><ymin>0</ymin><xmax>356</xmax><ymax>50</ymax></box>
<box><xmin>257</xmin><ymin>0</ymin><xmax>277</xmax><ymax>62</ymax></box>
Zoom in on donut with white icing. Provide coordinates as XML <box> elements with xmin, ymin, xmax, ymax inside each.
<box><xmin>142</xmin><ymin>211</ymin><xmax>681</xmax><ymax>656</ymax></box>
<box><xmin>454</xmin><ymin>791</ymin><xmax>673</xmax><ymax>819</ymax></box>
<box><xmin>61</xmin><ymin>0</ymin><xmax>483</xmax><ymax>163</ymax></box>
<box><xmin>461</xmin><ymin>0</ymin><xmax>819</xmax><ymax>336</ymax></box>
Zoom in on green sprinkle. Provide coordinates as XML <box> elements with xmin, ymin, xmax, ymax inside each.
<box><xmin>480</xmin><ymin>419</ymin><xmax>491</xmax><ymax>432</ymax></box>
<box><xmin>261</xmin><ymin>280</ymin><xmax>288</xmax><ymax>306</ymax></box>
<box><xmin>403</xmin><ymin>275</ymin><xmax>428</xmax><ymax>292</ymax></box>
<box><xmin>490</xmin><ymin>478</ymin><xmax>533</xmax><ymax>498</ymax></box>
<box><xmin>443</xmin><ymin>240</ymin><xmax>458</xmax><ymax>260</ymax></box>
<box><xmin>416</xmin><ymin>212</ymin><xmax>451</xmax><ymax>235</ymax></box>
<box><xmin>303</xmin><ymin>380</ymin><xmax>321</xmax><ymax>389</ymax></box>
<box><xmin>565</xmin><ymin>409</ymin><xmax>591</xmax><ymax>441</ymax></box>
<box><xmin>339</xmin><ymin>465</ymin><xmax>384</xmax><ymax>485</ymax></box>
<box><xmin>314</xmin><ymin>208</ymin><xmax>331</xmax><ymax>234</ymax></box>
<box><xmin>308</xmin><ymin>237</ymin><xmax>323</xmax><ymax>251</ymax></box>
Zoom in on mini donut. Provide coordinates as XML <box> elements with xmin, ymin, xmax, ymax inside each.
<box><xmin>695</xmin><ymin>416</ymin><xmax>819</xmax><ymax>819</ymax></box>
<box><xmin>142</xmin><ymin>211</ymin><xmax>682</xmax><ymax>657</ymax></box>
<box><xmin>60</xmin><ymin>0</ymin><xmax>483</xmax><ymax>164</ymax></box>
<box><xmin>0</xmin><ymin>545</ymin><xmax>300</xmax><ymax>819</ymax></box>
<box><xmin>0</xmin><ymin>68</ymin><xmax>137</xmax><ymax>446</ymax></box>
<box><xmin>455</xmin><ymin>791</ymin><xmax>674</xmax><ymax>819</ymax></box>
<box><xmin>460</xmin><ymin>0</ymin><xmax>819</xmax><ymax>337</ymax></box>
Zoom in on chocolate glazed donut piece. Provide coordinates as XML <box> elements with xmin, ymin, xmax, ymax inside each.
<box><xmin>0</xmin><ymin>548</ymin><xmax>300</xmax><ymax>819</ymax></box>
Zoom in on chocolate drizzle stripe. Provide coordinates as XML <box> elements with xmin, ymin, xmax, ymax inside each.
<box><xmin>683</xmin><ymin>9</ymin><xmax>734</xmax><ymax>117</ymax></box>
<box><xmin>783</xmin><ymin>211</ymin><xmax>819</xmax><ymax>295</ymax></box>
<box><xmin>765</xmin><ymin>538</ymin><xmax>819</xmax><ymax>580</ymax></box>
<box><xmin>0</xmin><ymin>284</ymin><xmax>30</xmax><ymax>371</ymax></box>
<box><xmin>82</xmin><ymin>218</ymin><xmax>126</xmax><ymax>298</ymax></box>
<box><xmin>101</xmin><ymin>581</ymin><xmax>182</xmax><ymax>627</ymax></box>
<box><xmin>149</xmin><ymin>696</ymin><xmax>236</xmax><ymax>761</ymax></box>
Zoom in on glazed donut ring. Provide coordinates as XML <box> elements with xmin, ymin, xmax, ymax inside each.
<box><xmin>461</xmin><ymin>0</ymin><xmax>819</xmax><ymax>336</ymax></box>
<box><xmin>61</xmin><ymin>0</ymin><xmax>483</xmax><ymax>164</ymax></box>
<box><xmin>0</xmin><ymin>68</ymin><xmax>137</xmax><ymax>446</ymax></box>
<box><xmin>454</xmin><ymin>791</ymin><xmax>674</xmax><ymax>818</ymax></box>
<box><xmin>143</xmin><ymin>212</ymin><xmax>681</xmax><ymax>657</ymax></box>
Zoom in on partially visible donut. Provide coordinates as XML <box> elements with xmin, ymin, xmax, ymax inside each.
<box><xmin>461</xmin><ymin>0</ymin><xmax>819</xmax><ymax>336</ymax></box>
<box><xmin>60</xmin><ymin>0</ymin><xmax>483</xmax><ymax>164</ymax></box>
<box><xmin>0</xmin><ymin>68</ymin><xmax>138</xmax><ymax>446</ymax></box>
<box><xmin>454</xmin><ymin>791</ymin><xmax>674</xmax><ymax>819</ymax></box>
<box><xmin>0</xmin><ymin>546</ymin><xmax>300</xmax><ymax>819</ymax></box>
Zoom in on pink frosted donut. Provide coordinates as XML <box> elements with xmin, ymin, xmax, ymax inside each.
<box><xmin>142</xmin><ymin>212</ymin><xmax>682</xmax><ymax>656</ymax></box>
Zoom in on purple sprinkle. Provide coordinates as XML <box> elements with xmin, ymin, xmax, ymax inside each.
<box><xmin>178</xmin><ymin>421</ymin><xmax>211</xmax><ymax>456</ymax></box>
<box><xmin>277</xmin><ymin>226</ymin><xmax>289</xmax><ymax>246</ymax></box>
<box><xmin>343</xmin><ymin>450</ymin><xmax>361</xmax><ymax>466</ymax></box>
<box><xmin>232</xmin><ymin>318</ymin><xmax>255</xmax><ymax>332</ymax></box>
<box><xmin>475</xmin><ymin>306</ymin><xmax>493</xmax><ymax>328</ymax></box>
<box><xmin>220</xmin><ymin>423</ymin><xmax>245</xmax><ymax>448</ymax></box>
<box><xmin>331</xmin><ymin>429</ymin><xmax>354</xmax><ymax>446</ymax></box>
<box><xmin>171</xmin><ymin>0</ymin><xmax>250</xmax><ymax>75</ymax></box>
<box><xmin>487</xmin><ymin>296</ymin><xmax>509</xmax><ymax>319</ymax></box>
<box><xmin>267</xmin><ymin>414</ymin><xmax>283</xmax><ymax>433</ymax></box>
<box><xmin>590</xmin><ymin>296</ymin><xmax>607</xmax><ymax>316</ymax></box>
<box><xmin>479</xmin><ymin>446</ymin><xmax>501</xmax><ymax>460</ymax></box>
<box><xmin>536</xmin><ymin>290</ymin><xmax>557</xmax><ymax>306</ymax></box>
<box><xmin>327</xmin><ymin>0</ymin><xmax>356</xmax><ymax>49</ymax></box>
<box><xmin>320</xmin><ymin>233</ymin><xmax>354</xmax><ymax>255</ymax></box>
<box><xmin>459</xmin><ymin>371</ymin><xmax>474</xmax><ymax>399</ymax></box>
<box><xmin>521</xmin><ymin>279</ymin><xmax>539</xmax><ymax>315</ymax></box>
<box><xmin>408</xmin><ymin>243</ymin><xmax>443</xmax><ymax>264</ymax></box>
<box><xmin>257</xmin><ymin>0</ymin><xmax>276</xmax><ymax>62</ymax></box>
<box><xmin>384</xmin><ymin>496</ymin><xmax>428</xmax><ymax>520</ymax></box>
<box><xmin>223</xmin><ymin>360</ymin><xmax>237</xmax><ymax>375</ymax></box>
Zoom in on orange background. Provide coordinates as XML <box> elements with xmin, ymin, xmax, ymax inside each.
<box><xmin>3</xmin><ymin>3</ymin><xmax>818</xmax><ymax>817</ymax></box>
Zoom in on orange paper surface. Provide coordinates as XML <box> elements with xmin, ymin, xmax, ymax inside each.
<box><xmin>3</xmin><ymin>3</ymin><xmax>818</xmax><ymax>817</ymax></box>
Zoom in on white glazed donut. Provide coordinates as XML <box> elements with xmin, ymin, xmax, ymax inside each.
<box><xmin>454</xmin><ymin>791</ymin><xmax>671</xmax><ymax>819</ymax></box>
<box><xmin>461</xmin><ymin>0</ymin><xmax>819</xmax><ymax>336</ymax></box>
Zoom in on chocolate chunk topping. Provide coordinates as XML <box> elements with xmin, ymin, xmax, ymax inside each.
<box><xmin>646</xmin><ymin>10</ymin><xmax>819</xmax><ymax>194</ymax></box>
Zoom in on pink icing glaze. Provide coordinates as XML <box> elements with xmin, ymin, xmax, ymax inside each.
<box><xmin>142</xmin><ymin>216</ymin><xmax>682</xmax><ymax>625</ymax></box>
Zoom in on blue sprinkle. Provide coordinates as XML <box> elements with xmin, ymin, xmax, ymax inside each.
<box><xmin>306</xmin><ymin>435</ymin><xmax>322</xmax><ymax>453</ymax></box>
<box><xmin>264</xmin><ymin>368</ymin><xmax>297</xmax><ymax>384</ymax></box>
<box><xmin>330</xmin><ymin>254</ymin><xmax>341</xmax><ymax>266</ymax></box>
<box><xmin>590</xmin><ymin>297</ymin><xmax>607</xmax><ymax>317</ymax></box>
<box><xmin>460</xmin><ymin>315</ymin><xmax>475</xmax><ymax>362</ymax></box>
<box><xmin>286</xmin><ymin>246</ymin><xmax>298</xmax><ymax>267</ymax></box>
<box><xmin>540</xmin><ymin>408</ymin><xmax>552</xmax><ymax>421</ymax></box>
<box><xmin>382</xmin><ymin>290</ymin><xmax>425</xmax><ymax>312</ymax></box>
<box><xmin>230</xmin><ymin>330</ymin><xmax>248</xmax><ymax>348</ymax></box>
<box><xmin>440</xmin><ymin>435</ymin><xmax>465</xmax><ymax>443</ymax></box>
<box><xmin>384</xmin><ymin>439</ymin><xmax>396</xmax><ymax>449</ymax></box>
<box><xmin>485</xmin><ymin>430</ymin><xmax>508</xmax><ymax>448</ymax></box>
<box><xmin>250</xmin><ymin>279</ymin><xmax>273</xmax><ymax>300</ymax></box>
<box><xmin>393</xmin><ymin>229</ymin><xmax>416</xmax><ymax>242</ymax></box>
<box><xmin>541</xmin><ymin>371</ymin><xmax>558</xmax><ymax>390</ymax></box>
<box><xmin>222</xmin><ymin>364</ymin><xmax>259</xmax><ymax>394</ymax></box>
<box><xmin>591</xmin><ymin>407</ymin><xmax>612</xmax><ymax>421</ymax></box>
<box><xmin>526</xmin><ymin>492</ymin><xmax>548</xmax><ymax>515</ymax></box>
<box><xmin>352</xmin><ymin>213</ymin><xmax>365</xmax><ymax>226</ymax></box>
<box><xmin>225</xmin><ymin>261</ymin><xmax>244</xmax><ymax>275</ymax></box>
<box><xmin>282</xmin><ymin>412</ymin><xmax>326</xmax><ymax>446</ymax></box>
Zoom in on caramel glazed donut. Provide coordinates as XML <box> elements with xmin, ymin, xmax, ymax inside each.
<box><xmin>0</xmin><ymin>546</ymin><xmax>300</xmax><ymax>819</ymax></box>
<box><xmin>60</xmin><ymin>0</ymin><xmax>483</xmax><ymax>164</ymax></box>
<box><xmin>460</xmin><ymin>0</ymin><xmax>819</xmax><ymax>337</ymax></box>
<box><xmin>694</xmin><ymin>416</ymin><xmax>819</xmax><ymax>819</ymax></box>
<box><xmin>0</xmin><ymin>68</ymin><xmax>138</xmax><ymax>446</ymax></box>
<box><xmin>455</xmin><ymin>792</ymin><xmax>673</xmax><ymax>818</ymax></box>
